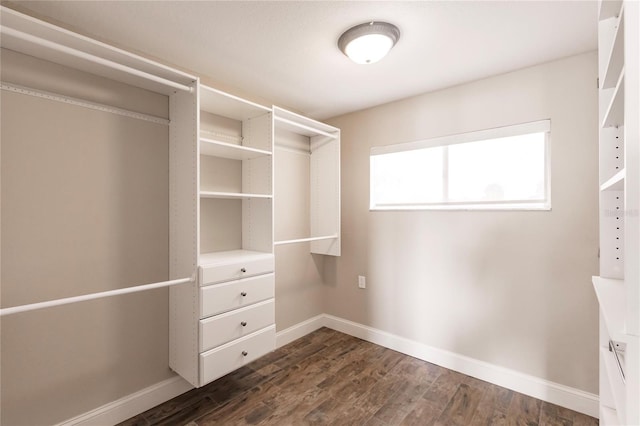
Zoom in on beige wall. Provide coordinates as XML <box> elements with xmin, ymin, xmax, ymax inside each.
<box><xmin>274</xmin><ymin>130</ymin><xmax>326</xmax><ymax>330</ymax></box>
<box><xmin>326</xmin><ymin>51</ymin><xmax>600</xmax><ymax>393</ymax></box>
<box><xmin>1</xmin><ymin>50</ymin><xmax>172</xmax><ymax>424</ymax></box>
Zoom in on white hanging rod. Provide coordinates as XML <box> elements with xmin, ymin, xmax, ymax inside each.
<box><xmin>2</xmin><ymin>27</ymin><xmax>193</xmax><ymax>93</ymax></box>
<box><xmin>2</xmin><ymin>83</ymin><xmax>170</xmax><ymax>125</ymax></box>
<box><xmin>274</xmin><ymin>235</ymin><xmax>338</xmax><ymax>246</ymax></box>
<box><xmin>0</xmin><ymin>276</ymin><xmax>194</xmax><ymax>317</ymax></box>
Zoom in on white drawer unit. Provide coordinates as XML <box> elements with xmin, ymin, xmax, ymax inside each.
<box><xmin>199</xmin><ymin>299</ymin><xmax>275</xmax><ymax>351</ymax></box>
<box><xmin>200</xmin><ymin>273</ymin><xmax>274</xmax><ymax>318</ymax></box>
<box><xmin>200</xmin><ymin>325</ymin><xmax>276</xmax><ymax>385</ymax></box>
<box><xmin>200</xmin><ymin>252</ymin><xmax>274</xmax><ymax>285</ymax></box>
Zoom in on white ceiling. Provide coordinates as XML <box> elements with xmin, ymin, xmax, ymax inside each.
<box><xmin>8</xmin><ymin>1</ymin><xmax>597</xmax><ymax>120</ymax></box>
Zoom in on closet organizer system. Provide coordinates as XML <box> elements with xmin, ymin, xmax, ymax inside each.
<box><xmin>0</xmin><ymin>6</ymin><xmax>341</xmax><ymax>388</ymax></box>
<box><xmin>593</xmin><ymin>0</ymin><xmax>639</xmax><ymax>424</ymax></box>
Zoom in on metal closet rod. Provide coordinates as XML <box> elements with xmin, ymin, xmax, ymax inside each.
<box><xmin>0</xmin><ymin>275</ymin><xmax>195</xmax><ymax>317</ymax></box>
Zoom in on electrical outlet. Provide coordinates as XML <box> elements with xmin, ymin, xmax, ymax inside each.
<box><xmin>358</xmin><ymin>275</ymin><xmax>366</xmax><ymax>289</ymax></box>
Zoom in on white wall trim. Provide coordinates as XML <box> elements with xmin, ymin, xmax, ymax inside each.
<box><xmin>57</xmin><ymin>313</ymin><xmax>599</xmax><ymax>425</ymax></box>
<box><xmin>55</xmin><ymin>375</ymin><xmax>193</xmax><ymax>426</ymax></box>
<box><xmin>275</xmin><ymin>314</ymin><xmax>326</xmax><ymax>348</ymax></box>
<box><xmin>321</xmin><ymin>314</ymin><xmax>599</xmax><ymax>419</ymax></box>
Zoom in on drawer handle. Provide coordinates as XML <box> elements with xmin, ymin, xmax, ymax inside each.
<box><xmin>241</xmin><ymin>321</ymin><xmax>247</xmax><ymax>327</ymax></box>
<box><xmin>241</xmin><ymin>292</ymin><xmax>247</xmax><ymax>297</ymax></box>
<box><xmin>242</xmin><ymin>351</ymin><xmax>248</xmax><ymax>357</ymax></box>
<box><xmin>240</xmin><ymin>268</ymin><xmax>247</xmax><ymax>273</ymax></box>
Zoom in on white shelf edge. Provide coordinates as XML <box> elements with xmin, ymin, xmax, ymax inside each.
<box><xmin>599</xmin><ymin>0</ymin><xmax>623</xmax><ymax>20</ymax></box>
<box><xmin>600</xmin><ymin>346</ymin><xmax>627</xmax><ymax>421</ymax></box>
<box><xmin>200</xmin><ymin>138</ymin><xmax>272</xmax><ymax>160</ymax></box>
<box><xmin>199</xmin><ymin>84</ymin><xmax>271</xmax><ymax>121</ymax></box>
<box><xmin>199</xmin><ymin>191</ymin><xmax>272</xmax><ymax>200</ymax></box>
<box><xmin>274</xmin><ymin>235</ymin><xmax>338</xmax><ymax>246</ymax></box>
<box><xmin>274</xmin><ymin>116</ymin><xmax>337</xmax><ymax>139</ymax></box>
<box><xmin>602</xmin><ymin>7</ymin><xmax>625</xmax><ymax>89</ymax></box>
<box><xmin>593</xmin><ymin>276</ymin><xmax>630</xmax><ymax>342</ymax></box>
<box><xmin>600</xmin><ymin>168</ymin><xmax>626</xmax><ymax>191</ymax></box>
<box><xmin>602</xmin><ymin>69</ymin><xmax>625</xmax><ymax>128</ymax></box>
<box><xmin>601</xmin><ymin>405</ymin><xmax>620</xmax><ymax>425</ymax></box>
<box><xmin>199</xmin><ymin>249</ymin><xmax>273</xmax><ymax>266</ymax></box>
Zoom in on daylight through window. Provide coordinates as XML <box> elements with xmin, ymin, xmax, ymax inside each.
<box><xmin>370</xmin><ymin>120</ymin><xmax>550</xmax><ymax>210</ymax></box>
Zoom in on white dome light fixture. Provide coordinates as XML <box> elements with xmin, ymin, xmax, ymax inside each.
<box><xmin>338</xmin><ymin>21</ymin><xmax>400</xmax><ymax>64</ymax></box>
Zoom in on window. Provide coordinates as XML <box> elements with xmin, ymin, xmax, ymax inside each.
<box><xmin>370</xmin><ymin>120</ymin><xmax>550</xmax><ymax>210</ymax></box>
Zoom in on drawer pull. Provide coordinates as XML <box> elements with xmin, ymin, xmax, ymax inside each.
<box><xmin>241</xmin><ymin>268</ymin><xmax>247</xmax><ymax>273</ymax></box>
<box><xmin>241</xmin><ymin>292</ymin><xmax>247</xmax><ymax>297</ymax></box>
<box><xmin>241</xmin><ymin>321</ymin><xmax>247</xmax><ymax>327</ymax></box>
<box><xmin>242</xmin><ymin>351</ymin><xmax>248</xmax><ymax>357</ymax></box>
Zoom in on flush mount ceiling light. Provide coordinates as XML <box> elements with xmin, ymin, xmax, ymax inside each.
<box><xmin>338</xmin><ymin>21</ymin><xmax>400</xmax><ymax>64</ymax></box>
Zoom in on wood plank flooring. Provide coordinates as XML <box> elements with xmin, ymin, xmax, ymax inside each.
<box><xmin>120</xmin><ymin>328</ymin><xmax>598</xmax><ymax>426</ymax></box>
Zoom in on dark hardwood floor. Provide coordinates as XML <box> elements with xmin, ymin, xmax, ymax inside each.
<box><xmin>120</xmin><ymin>328</ymin><xmax>598</xmax><ymax>426</ymax></box>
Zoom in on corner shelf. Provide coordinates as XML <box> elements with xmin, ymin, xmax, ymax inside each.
<box><xmin>593</xmin><ymin>276</ymin><xmax>629</xmax><ymax>342</ymax></box>
<box><xmin>600</xmin><ymin>169</ymin><xmax>625</xmax><ymax>191</ymax></box>
<box><xmin>599</xmin><ymin>0</ymin><xmax>623</xmax><ymax>20</ymax></box>
<box><xmin>602</xmin><ymin>8</ymin><xmax>625</xmax><ymax>89</ymax></box>
<box><xmin>602</xmin><ymin>70</ymin><xmax>625</xmax><ymax>128</ymax></box>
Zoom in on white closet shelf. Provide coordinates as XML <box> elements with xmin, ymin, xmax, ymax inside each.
<box><xmin>0</xmin><ymin>7</ymin><xmax>195</xmax><ymax>95</ymax></box>
<box><xmin>593</xmin><ymin>276</ymin><xmax>630</xmax><ymax>342</ymax></box>
<box><xmin>602</xmin><ymin>70</ymin><xmax>625</xmax><ymax>128</ymax></box>
<box><xmin>600</xmin><ymin>406</ymin><xmax>619</xmax><ymax>425</ymax></box>
<box><xmin>601</xmin><ymin>169</ymin><xmax>626</xmax><ymax>191</ymax></box>
<box><xmin>274</xmin><ymin>235</ymin><xmax>339</xmax><ymax>246</ymax></box>
<box><xmin>273</xmin><ymin>106</ymin><xmax>339</xmax><ymax>139</ymax></box>
<box><xmin>602</xmin><ymin>8</ymin><xmax>625</xmax><ymax>89</ymax></box>
<box><xmin>274</xmin><ymin>116</ymin><xmax>337</xmax><ymax>139</ymax></box>
<box><xmin>601</xmin><ymin>346</ymin><xmax>627</xmax><ymax>416</ymax></box>
<box><xmin>200</xmin><ymin>191</ymin><xmax>272</xmax><ymax>200</ymax></box>
<box><xmin>599</xmin><ymin>0</ymin><xmax>623</xmax><ymax>20</ymax></box>
<box><xmin>199</xmin><ymin>249</ymin><xmax>273</xmax><ymax>267</ymax></box>
<box><xmin>200</xmin><ymin>138</ymin><xmax>272</xmax><ymax>160</ymax></box>
<box><xmin>200</xmin><ymin>85</ymin><xmax>270</xmax><ymax>121</ymax></box>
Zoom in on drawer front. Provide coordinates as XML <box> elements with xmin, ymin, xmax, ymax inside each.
<box><xmin>200</xmin><ymin>325</ymin><xmax>275</xmax><ymax>386</ymax></box>
<box><xmin>200</xmin><ymin>274</ymin><xmax>274</xmax><ymax>318</ymax></box>
<box><xmin>199</xmin><ymin>299</ymin><xmax>274</xmax><ymax>352</ymax></box>
<box><xmin>200</xmin><ymin>256</ymin><xmax>274</xmax><ymax>285</ymax></box>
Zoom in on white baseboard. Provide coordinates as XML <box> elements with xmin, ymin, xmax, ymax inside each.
<box><xmin>57</xmin><ymin>313</ymin><xmax>599</xmax><ymax>424</ymax></box>
<box><xmin>56</xmin><ymin>375</ymin><xmax>193</xmax><ymax>426</ymax></box>
<box><xmin>322</xmin><ymin>314</ymin><xmax>599</xmax><ymax>419</ymax></box>
<box><xmin>276</xmin><ymin>314</ymin><xmax>326</xmax><ymax>348</ymax></box>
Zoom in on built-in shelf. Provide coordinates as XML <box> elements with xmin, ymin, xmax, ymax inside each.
<box><xmin>273</xmin><ymin>107</ymin><xmax>338</xmax><ymax>139</ymax></box>
<box><xmin>199</xmin><ymin>249</ymin><xmax>273</xmax><ymax>267</ymax></box>
<box><xmin>601</xmin><ymin>346</ymin><xmax>627</xmax><ymax>420</ymax></box>
<box><xmin>200</xmin><ymin>138</ymin><xmax>271</xmax><ymax>160</ymax></box>
<box><xmin>602</xmin><ymin>8</ymin><xmax>625</xmax><ymax>89</ymax></box>
<box><xmin>274</xmin><ymin>116</ymin><xmax>337</xmax><ymax>139</ymax></box>
<box><xmin>593</xmin><ymin>276</ymin><xmax>629</xmax><ymax>342</ymax></box>
<box><xmin>599</xmin><ymin>0</ymin><xmax>624</xmax><ymax>21</ymax></box>
<box><xmin>602</xmin><ymin>70</ymin><xmax>625</xmax><ymax>128</ymax></box>
<box><xmin>601</xmin><ymin>169</ymin><xmax>626</xmax><ymax>191</ymax></box>
<box><xmin>274</xmin><ymin>235</ymin><xmax>338</xmax><ymax>246</ymax></box>
<box><xmin>200</xmin><ymin>191</ymin><xmax>272</xmax><ymax>200</ymax></box>
<box><xmin>0</xmin><ymin>7</ymin><xmax>196</xmax><ymax>96</ymax></box>
<box><xmin>200</xmin><ymin>85</ymin><xmax>270</xmax><ymax>121</ymax></box>
<box><xmin>600</xmin><ymin>406</ymin><xmax>619</xmax><ymax>425</ymax></box>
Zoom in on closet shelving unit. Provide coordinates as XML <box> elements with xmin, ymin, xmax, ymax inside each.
<box><xmin>170</xmin><ymin>84</ymin><xmax>276</xmax><ymax>387</ymax></box>
<box><xmin>594</xmin><ymin>0</ymin><xmax>639</xmax><ymax>424</ymax></box>
<box><xmin>273</xmin><ymin>106</ymin><xmax>341</xmax><ymax>256</ymax></box>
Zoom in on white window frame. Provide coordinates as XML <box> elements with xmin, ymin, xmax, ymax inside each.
<box><xmin>370</xmin><ymin>120</ymin><xmax>551</xmax><ymax>211</ymax></box>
